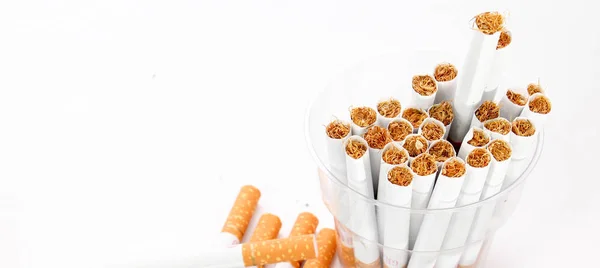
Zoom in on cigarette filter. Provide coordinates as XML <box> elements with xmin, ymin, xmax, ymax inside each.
<box><xmin>428</xmin><ymin>101</ymin><xmax>454</xmax><ymax>139</ymax></box>
<box><xmin>304</xmin><ymin>228</ymin><xmax>337</xmax><ymax>268</ymax></box>
<box><xmin>408</xmin><ymin>157</ymin><xmax>466</xmax><ymax>268</ymax></box>
<box><xmin>458</xmin><ymin>127</ymin><xmax>490</xmax><ymax>160</ymax></box>
<box><xmin>411</xmin><ymin>74</ymin><xmax>438</xmax><ymax>110</ymax></box>
<box><xmin>351</xmin><ymin>106</ymin><xmax>378</xmax><ymax>136</ymax></box>
<box><xmin>485</xmin><ymin>30</ymin><xmax>513</xmax><ymax>98</ymax></box>
<box><xmin>325</xmin><ymin>120</ymin><xmax>352</xmax><ymax>178</ymax></box>
<box><xmin>388</xmin><ymin>118</ymin><xmax>414</xmax><ymax>142</ymax></box>
<box><xmin>409</xmin><ymin>153</ymin><xmax>439</xmax><ymax>249</ymax></box>
<box><xmin>250</xmin><ymin>213</ymin><xmax>282</xmax><ymax>242</ymax></box>
<box><xmin>460</xmin><ymin>140</ymin><xmax>512</xmax><ymax>267</ymax></box>
<box><xmin>364</xmin><ymin>126</ymin><xmax>393</xmax><ymax>194</ymax></box>
<box><xmin>436</xmin><ymin>149</ymin><xmax>491</xmax><ymax>268</ymax></box>
<box><xmin>275</xmin><ymin>212</ymin><xmax>319</xmax><ymax>268</ymax></box>
<box><xmin>197</xmin><ymin>234</ymin><xmax>317</xmax><ymax>268</ymax></box>
<box><xmin>434</xmin><ymin>63</ymin><xmax>459</xmax><ymax>104</ymax></box>
<box><xmin>482</xmin><ymin>118</ymin><xmax>511</xmax><ymax>142</ymax></box>
<box><xmin>218</xmin><ymin>185</ymin><xmax>261</xmax><ymax>247</ymax></box>
<box><xmin>402</xmin><ymin>108</ymin><xmax>429</xmax><ymax>132</ymax></box>
<box><xmin>470</xmin><ymin>101</ymin><xmax>500</xmax><ymax>129</ymax></box>
<box><xmin>418</xmin><ymin>118</ymin><xmax>446</xmax><ymax>144</ymax></box>
<box><xmin>499</xmin><ymin>87</ymin><xmax>528</xmax><ymax>121</ymax></box>
<box><xmin>510</xmin><ymin>117</ymin><xmax>537</xmax><ymax>159</ymax></box>
<box><xmin>379</xmin><ymin>166</ymin><xmax>413</xmax><ymax>268</ymax></box>
<box><xmin>519</xmin><ymin>93</ymin><xmax>552</xmax><ymax>128</ymax></box>
<box><xmin>377</xmin><ymin>98</ymin><xmax>403</xmax><ymax>128</ymax></box>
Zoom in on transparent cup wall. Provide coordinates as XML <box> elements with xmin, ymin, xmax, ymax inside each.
<box><xmin>305</xmin><ymin>53</ymin><xmax>543</xmax><ymax>268</ymax></box>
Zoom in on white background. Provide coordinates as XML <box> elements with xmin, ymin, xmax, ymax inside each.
<box><xmin>0</xmin><ymin>0</ymin><xmax>598</xmax><ymax>267</ymax></box>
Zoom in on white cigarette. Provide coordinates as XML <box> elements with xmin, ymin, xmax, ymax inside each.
<box><xmin>377</xmin><ymin>142</ymin><xmax>409</xmax><ymax>243</ymax></box>
<box><xmin>403</xmin><ymin>134</ymin><xmax>429</xmax><ymax>162</ymax></box>
<box><xmin>377</xmin><ymin>98</ymin><xmax>403</xmax><ymax>128</ymax></box>
<box><xmin>427</xmin><ymin>140</ymin><xmax>457</xmax><ymax>168</ymax></box>
<box><xmin>418</xmin><ymin>118</ymin><xmax>446</xmax><ymax>145</ymax></box>
<box><xmin>402</xmin><ymin>107</ymin><xmax>430</xmax><ymax>133</ymax></box>
<box><xmin>325</xmin><ymin>120</ymin><xmax>352</xmax><ymax>178</ymax></box>
<box><xmin>411</xmin><ymin>74</ymin><xmax>438</xmax><ymax>110</ymax></box>
<box><xmin>379</xmin><ymin>166</ymin><xmax>414</xmax><ymax>268</ymax></box>
<box><xmin>527</xmin><ymin>82</ymin><xmax>544</xmax><ymax>96</ymax></box>
<box><xmin>510</xmin><ymin>117</ymin><xmax>537</xmax><ymax>159</ymax></box>
<box><xmin>457</xmin><ymin>127</ymin><xmax>490</xmax><ymax>160</ymax></box>
<box><xmin>485</xmin><ymin>30</ymin><xmax>513</xmax><ymax>100</ymax></box>
<box><xmin>408</xmin><ymin>157</ymin><xmax>467</xmax><ymax>268</ymax></box>
<box><xmin>350</xmin><ymin>106</ymin><xmax>377</xmax><ymax>136</ymax></box>
<box><xmin>408</xmin><ymin>153</ymin><xmax>439</xmax><ymax>249</ymax></box>
<box><xmin>436</xmin><ymin>148</ymin><xmax>492</xmax><ymax>268</ymax></box>
<box><xmin>519</xmin><ymin>93</ymin><xmax>552</xmax><ymax>128</ymax></box>
<box><xmin>344</xmin><ymin>136</ymin><xmax>381</xmax><ymax>266</ymax></box>
<box><xmin>364</xmin><ymin>125</ymin><xmax>394</xmax><ymax>195</ymax></box>
<box><xmin>460</xmin><ymin>140</ymin><xmax>512</xmax><ymax>267</ymax></box>
<box><xmin>433</xmin><ymin>63</ymin><xmax>459</xmax><ymax>104</ymax></box>
<box><xmin>482</xmin><ymin>117</ymin><xmax>511</xmax><ymax>142</ymax></box>
<box><xmin>428</xmin><ymin>101</ymin><xmax>454</xmax><ymax>140</ymax></box>
<box><xmin>388</xmin><ymin>118</ymin><xmax>415</xmax><ymax>143</ymax></box>
<box><xmin>499</xmin><ymin>87</ymin><xmax>528</xmax><ymax>121</ymax></box>
<box><xmin>470</xmin><ymin>101</ymin><xmax>500</xmax><ymax>129</ymax></box>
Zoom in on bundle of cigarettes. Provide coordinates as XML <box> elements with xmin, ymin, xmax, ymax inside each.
<box><xmin>321</xmin><ymin>11</ymin><xmax>552</xmax><ymax>268</ymax></box>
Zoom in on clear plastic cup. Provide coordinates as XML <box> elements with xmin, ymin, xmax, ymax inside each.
<box><xmin>304</xmin><ymin>53</ymin><xmax>543</xmax><ymax>268</ymax></box>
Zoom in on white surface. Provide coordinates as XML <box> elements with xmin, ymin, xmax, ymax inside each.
<box><xmin>0</xmin><ymin>1</ymin><xmax>598</xmax><ymax>268</ymax></box>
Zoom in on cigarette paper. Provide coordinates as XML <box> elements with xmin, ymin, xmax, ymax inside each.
<box><xmin>218</xmin><ymin>185</ymin><xmax>261</xmax><ymax>247</ymax></box>
<box><xmin>364</xmin><ymin>126</ymin><xmax>393</xmax><ymax>194</ymax></box>
<box><xmin>351</xmin><ymin>106</ymin><xmax>377</xmax><ymax>136</ymax></box>
<box><xmin>344</xmin><ymin>136</ymin><xmax>381</xmax><ymax>266</ymax></box>
<box><xmin>411</xmin><ymin>74</ymin><xmax>438</xmax><ymax>110</ymax></box>
<box><xmin>325</xmin><ymin>120</ymin><xmax>352</xmax><ymax>178</ymax></box>
<box><xmin>434</xmin><ymin>63</ymin><xmax>459</xmax><ymax>104</ymax></box>
<box><xmin>499</xmin><ymin>87</ymin><xmax>528</xmax><ymax>121</ymax></box>
<box><xmin>427</xmin><ymin>140</ymin><xmax>457</xmax><ymax>168</ymax></box>
<box><xmin>402</xmin><ymin>108</ymin><xmax>429</xmax><ymax>133</ymax></box>
<box><xmin>484</xmin><ymin>30</ymin><xmax>513</xmax><ymax>99</ymax></box>
<box><xmin>304</xmin><ymin>229</ymin><xmax>337</xmax><ymax>268</ymax></box>
<box><xmin>403</xmin><ymin>134</ymin><xmax>429</xmax><ymax>162</ymax></box>
<box><xmin>377</xmin><ymin>98</ymin><xmax>403</xmax><ymax>128</ymax></box>
<box><xmin>409</xmin><ymin>153</ymin><xmax>439</xmax><ymax>249</ymax></box>
<box><xmin>460</xmin><ymin>140</ymin><xmax>512</xmax><ymax>267</ymax></box>
<box><xmin>457</xmin><ymin>127</ymin><xmax>490</xmax><ymax>160</ymax></box>
<box><xmin>275</xmin><ymin>212</ymin><xmax>319</xmax><ymax>268</ymax></box>
<box><xmin>418</xmin><ymin>118</ymin><xmax>446</xmax><ymax>144</ymax></box>
<box><xmin>482</xmin><ymin>118</ymin><xmax>511</xmax><ymax>142</ymax></box>
<box><xmin>388</xmin><ymin>118</ymin><xmax>414</xmax><ymax>142</ymax></box>
<box><xmin>436</xmin><ymin>149</ymin><xmax>491</xmax><ymax>268</ymax></box>
<box><xmin>379</xmin><ymin>166</ymin><xmax>413</xmax><ymax>268</ymax></box>
<box><xmin>428</xmin><ymin>101</ymin><xmax>454</xmax><ymax>140</ymax></box>
<box><xmin>519</xmin><ymin>93</ymin><xmax>552</xmax><ymax>128</ymax></box>
<box><xmin>510</xmin><ymin>117</ymin><xmax>537</xmax><ymax>159</ymax></box>
<box><xmin>470</xmin><ymin>101</ymin><xmax>500</xmax><ymax>129</ymax></box>
<box><xmin>408</xmin><ymin>157</ymin><xmax>467</xmax><ymax>268</ymax></box>
<box><xmin>197</xmin><ymin>234</ymin><xmax>317</xmax><ymax>268</ymax></box>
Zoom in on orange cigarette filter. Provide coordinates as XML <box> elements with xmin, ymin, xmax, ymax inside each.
<box><xmin>285</xmin><ymin>212</ymin><xmax>320</xmax><ymax>268</ymax></box>
<box><xmin>304</xmin><ymin>228</ymin><xmax>337</xmax><ymax>268</ymax></box>
<box><xmin>221</xmin><ymin>185</ymin><xmax>261</xmax><ymax>241</ymax></box>
<box><xmin>250</xmin><ymin>213</ymin><xmax>282</xmax><ymax>242</ymax></box>
<box><xmin>242</xmin><ymin>234</ymin><xmax>318</xmax><ymax>266</ymax></box>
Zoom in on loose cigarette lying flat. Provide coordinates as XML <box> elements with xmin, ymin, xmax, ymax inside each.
<box><xmin>275</xmin><ymin>213</ymin><xmax>319</xmax><ymax>268</ymax></box>
<box><xmin>219</xmin><ymin>185</ymin><xmax>261</xmax><ymax>246</ymax></box>
<box><xmin>304</xmin><ymin>228</ymin><xmax>337</xmax><ymax>268</ymax></box>
<box><xmin>250</xmin><ymin>213</ymin><xmax>282</xmax><ymax>243</ymax></box>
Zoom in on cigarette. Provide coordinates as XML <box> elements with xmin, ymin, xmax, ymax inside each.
<box><xmin>408</xmin><ymin>157</ymin><xmax>466</xmax><ymax>268</ymax></box>
<box><xmin>510</xmin><ymin>117</ymin><xmax>537</xmax><ymax>159</ymax></box>
<box><xmin>460</xmin><ymin>140</ymin><xmax>512</xmax><ymax>267</ymax></box>
<box><xmin>377</xmin><ymin>98</ymin><xmax>403</xmax><ymax>128</ymax></box>
<box><xmin>411</xmin><ymin>74</ymin><xmax>438</xmax><ymax>110</ymax></box>
<box><xmin>437</xmin><ymin>148</ymin><xmax>491</xmax><ymax>268</ymax></box>
<box><xmin>520</xmin><ymin>93</ymin><xmax>552</xmax><ymax>128</ymax></box>
<box><xmin>325</xmin><ymin>119</ymin><xmax>352</xmax><ymax>178</ymax></box>
<box><xmin>402</xmin><ymin>107</ymin><xmax>429</xmax><ymax>132</ymax></box>
<box><xmin>527</xmin><ymin>82</ymin><xmax>544</xmax><ymax>95</ymax></box>
<box><xmin>408</xmin><ymin>153</ymin><xmax>438</xmax><ymax>249</ymax></box>
<box><xmin>499</xmin><ymin>87</ymin><xmax>528</xmax><ymax>121</ymax></box>
<box><xmin>484</xmin><ymin>29</ymin><xmax>513</xmax><ymax>100</ymax></box>
<box><xmin>350</xmin><ymin>106</ymin><xmax>377</xmax><ymax>136</ymax></box>
<box><xmin>388</xmin><ymin>118</ymin><xmax>414</xmax><ymax>142</ymax></box>
<box><xmin>197</xmin><ymin>234</ymin><xmax>317</xmax><ymax>267</ymax></box>
<box><xmin>218</xmin><ymin>185</ymin><xmax>261</xmax><ymax>247</ymax></box>
<box><xmin>482</xmin><ymin>117</ymin><xmax>511</xmax><ymax>142</ymax></box>
<box><xmin>364</xmin><ymin>126</ymin><xmax>393</xmax><ymax>194</ymax></box>
<box><xmin>418</xmin><ymin>118</ymin><xmax>446</xmax><ymax>144</ymax></box>
<box><xmin>274</xmin><ymin>212</ymin><xmax>319</xmax><ymax>268</ymax></box>
<box><xmin>304</xmin><ymin>229</ymin><xmax>337</xmax><ymax>268</ymax></box>
<box><xmin>377</xmin><ymin>142</ymin><xmax>410</xmax><ymax>242</ymax></box>
<box><xmin>458</xmin><ymin>127</ymin><xmax>491</xmax><ymax>160</ymax></box>
<box><xmin>344</xmin><ymin>136</ymin><xmax>381</xmax><ymax>266</ymax></box>
<box><xmin>379</xmin><ymin>166</ymin><xmax>413</xmax><ymax>268</ymax></box>
<box><xmin>451</xmin><ymin>11</ymin><xmax>503</xmax><ymax>143</ymax></box>
<box><xmin>434</xmin><ymin>63</ymin><xmax>459</xmax><ymax>104</ymax></box>
<box><xmin>471</xmin><ymin>100</ymin><xmax>500</xmax><ymax>129</ymax></box>
<box><xmin>427</xmin><ymin>140</ymin><xmax>456</xmax><ymax>167</ymax></box>
<box><xmin>428</xmin><ymin>101</ymin><xmax>454</xmax><ymax>139</ymax></box>
<box><xmin>402</xmin><ymin>134</ymin><xmax>429</xmax><ymax>161</ymax></box>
